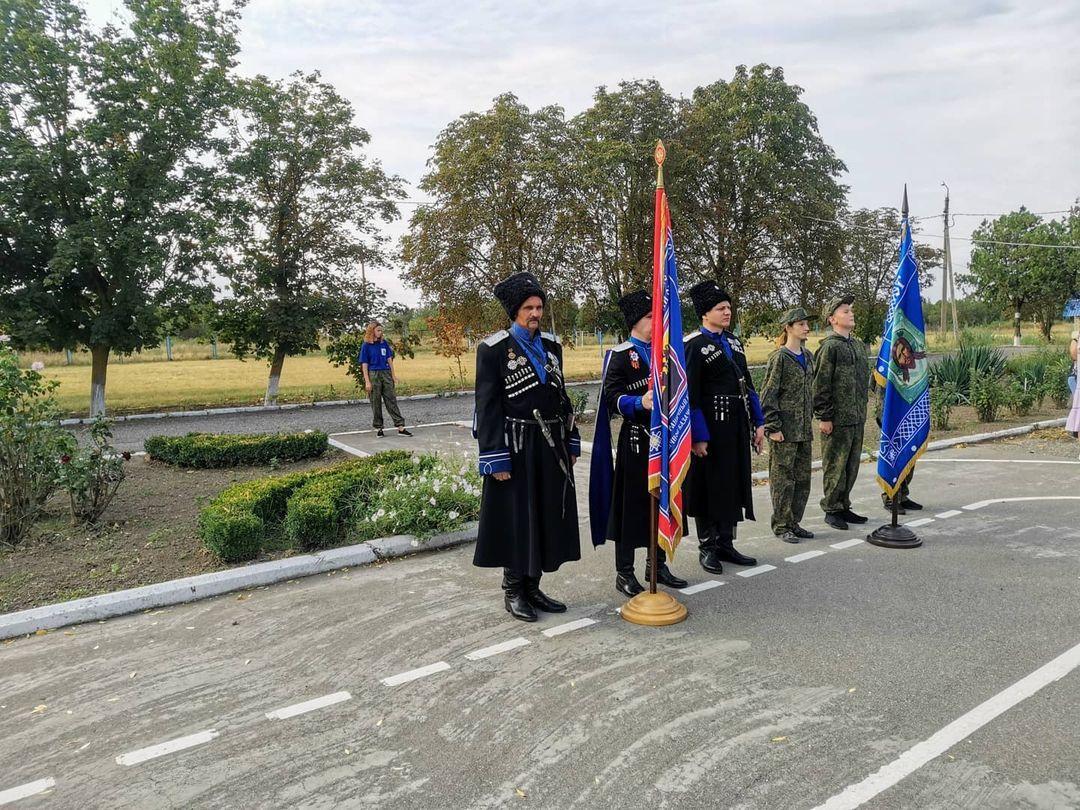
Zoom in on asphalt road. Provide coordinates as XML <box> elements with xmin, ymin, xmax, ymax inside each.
<box><xmin>2</xmin><ymin>432</ymin><xmax>1078</xmax><ymax>808</ymax></box>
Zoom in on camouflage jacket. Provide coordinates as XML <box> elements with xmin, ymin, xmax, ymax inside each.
<box><xmin>812</xmin><ymin>332</ymin><xmax>870</xmax><ymax>426</ymax></box>
<box><xmin>761</xmin><ymin>347</ymin><xmax>816</xmax><ymax>442</ymax></box>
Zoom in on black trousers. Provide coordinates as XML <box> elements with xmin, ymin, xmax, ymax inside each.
<box><xmin>615</xmin><ymin>542</ymin><xmax>669</xmax><ymax>572</ymax></box>
<box><xmin>694</xmin><ymin>518</ymin><xmax>735</xmax><ymax>548</ymax></box>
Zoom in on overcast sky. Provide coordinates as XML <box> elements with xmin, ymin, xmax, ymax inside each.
<box><xmin>87</xmin><ymin>0</ymin><xmax>1080</xmax><ymax>305</ymax></box>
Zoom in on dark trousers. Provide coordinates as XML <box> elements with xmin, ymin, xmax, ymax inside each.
<box><xmin>694</xmin><ymin>517</ymin><xmax>735</xmax><ymax>548</ymax></box>
<box><xmin>615</xmin><ymin>542</ymin><xmax>668</xmax><ymax>573</ymax></box>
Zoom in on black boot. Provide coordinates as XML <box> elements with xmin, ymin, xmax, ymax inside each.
<box><xmin>502</xmin><ymin>570</ymin><xmax>537</xmax><ymax>622</ymax></box>
<box><xmin>824</xmin><ymin>512</ymin><xmax>849</xmax><ymax>530</ymax></box>
<box><xmin>699</xmin><ymin>537</ymin><xmax>724</xmax><ymax>575</ymax></box>
<box><xmin>715</xmin><ymin>536</ymin><xmax>757</xmax><ymax>567</ymax></box>
<box><xmin>882</xmin><ymin>493</ymin><xmax>906</xmax><ymax>515</ymax></box>
<box><xmin>841</xmin><ymin>509</ymin><xmax>868</xmax><ymax>524</ymax></box>
<box><xmin>524</xmin><ymin>575</ymin><xmax>567</xmax><ymax>613</ymax></box>
<box><xmin>646</xmin><ymin>562</ymin><xmax>688</xmax><ymax>589</ymax></box>
<box><xmin>615</xmin><ymin>570</ymin><xmax>644</xmax><ymax>597</ymax></box>
<box><xmin>791</xmin><ymin>525</ymin><xmax>815</xmax><ymax>539</ymax></box>
<box><xmin>900</xmin><ymin>498</ymin><xmax>923</xmax><ymax>510</ymax></box>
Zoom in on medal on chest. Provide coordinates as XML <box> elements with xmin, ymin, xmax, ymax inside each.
<box><xmin>629</xmin><ymin>349</ymin><xmax>640</xmax><ymax>370</ymax></box>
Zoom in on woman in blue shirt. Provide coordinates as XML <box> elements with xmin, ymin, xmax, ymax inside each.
<box><xmin>359</xmin><ymin>321</ymin><xmax>411</xmax><ymax>437</ymax></box>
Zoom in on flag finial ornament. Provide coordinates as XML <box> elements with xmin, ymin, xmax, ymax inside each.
<box><xmin>654</xmin><ymin>139</ymin><xmax>666</xmax><ymax>166</ymax></box>
<box><xmin>902</xmin><ymin>184</ymin><xmax>909</xmax><ymax>218</ymax></box>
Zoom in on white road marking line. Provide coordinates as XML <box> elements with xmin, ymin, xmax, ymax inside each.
<box><xmin>465</xmin><ymin>637</ymin><xmax>531</xmax><ymax>660</ymax></box>
<box><xmin>327</xmin><ymin>437</ymin><xmax>371</xmax><ymax>458</ymax></box>
<box><xmin>904</xmin><ymin>518</ymin><xmax>934</xmax><ymax>528</ymax></box>
<box><xmin>265</xmin><ymin>691</ymin><xmax>351</xmax><ymax>720</ymax></box>
<box><xmin>813</xmin><ymin>638</ymin><xmax>1080</xmax><ymax>810</ymax></box>
<box><xmin>0</xmin><ymin>778</ymin><xmax>56</xmax><ymax>805</ymax></box>
<box><xmin>964</xmin><ymin>496</ymin><xmax>1080</xmax><ymax>511</ymax></box>
<box><xmin>785</xmin><ymin>550</ymin><xmax>827</xmax><ymax>563</ymax></box>
<box><xmin>680</xmin><ymin>580</ymin><xmax>724</xmax><ymax>595</ymax></box>
<box><xmin>935</xmin><ymin>510</ymin><xmax>963</xmax><ymax>519</ymax></box>
<box><xmin>830</xmin><ymin>538</ymin><xmax>865</xmax><ymax>550</ymax></box>
<box><xmin>115</xmin><ymin>730</ymin><xmax>219</xmax><ymax>766</ymax></box>
<box><xmin>737</xmin><ymin>564</ymin><xmax>777</xmax><ymax>578</ymax></box>
<box><xmin>920</xmin><ymin>457</ymin><xmax>1080</xmax><ymax>465</ymax></box>
<box><xmin>542</xmin><ymin>618</ymin><xmax>598</xmax><ymax>638</ymax></box>
<box><xmin>380</xmin><ymin>661</ymin><xmax>451</xmax><ymax>687</ymax></box>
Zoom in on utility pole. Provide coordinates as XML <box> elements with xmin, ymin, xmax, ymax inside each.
<box><xmin>941</xmin><ymin>183</ymin><xmax>959</xmax><ymax>342</ymax></box>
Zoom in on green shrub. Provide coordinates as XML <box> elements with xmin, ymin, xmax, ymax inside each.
<box><xmin>930</xmin><ymin>382</ymin><xmax>960</xmax><ymax>431</ymax></box>
<box><xmin>929</xmin><ymin>343</ymin><xmax>1007</xmax><ymax>398</ymax></box>
<box><xmin>1044</xmin><ymin>352</ymin><xmax>1075</xmax><ymax>409</ymax></box>
<box><xmin>145</xmin><ymin>430</ymin><xmax>328</xmax><ymax>468</ymax></box>
<box><xmin>354</xmin><ymin>457</ymin><xmax>481</xmax><ymax>541</ymax></box>
<box><xmin>1004</xmin><ymin>379</ymin><xmax>1037</xmax><ymax>417</ymax></box>
<box><xmin>198</xmin><ymin>470</ymin><xmax>313</xmax><ymax>561</ymax></box>
<box><xmin>0</xmin><ymin>345</ymin><xmax>77</xmax><ymax>547</ymax></box>
<box><xmin>283</xmin><ymin>453</ymin><xmax>431</xmax><ymax>549</ymax></box>
<box><xmin>56</xmin><ymin>418</ymin><xmax>129</xmax><ymax>524</ymax></box>
<box><xmin>970</xmin><ymin>370</ymin><xmax>1005</xmax><ymax>423</ymax></box>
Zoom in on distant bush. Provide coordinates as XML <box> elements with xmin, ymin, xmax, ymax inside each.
<box><xmin>930</xmin><ymin>382</ymin><xmax>960</xmax><ymax>431</ymax></box>
<box><xmin>970</xmin><ymin>370</ymin><xmax>1005</xmax><ymax>423</ymax></box>
<box><xmin>929</xmin><ymin>343</ymin><xmax>1007</xmax><ymax>398</ymax></box>
<box><xmin>145</xmin><ymin>431</ymin><xmax>327</xmax><ymax>468</ymax></box>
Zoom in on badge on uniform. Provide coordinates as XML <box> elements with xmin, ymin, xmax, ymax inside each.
<box><xmin>702</xmin><ymin>344</ymin><xmax>716</xmax><ymax>356</ymax></box>
<box><xmin>629</xmin><ymin>349</ymin><xmax>640</xmax><ymax>369</ymax></box>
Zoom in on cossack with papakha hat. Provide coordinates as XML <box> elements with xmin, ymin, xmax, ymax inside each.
<box><xmin>688</xmin><ymin>280</ymin><xmax>732</xmax><ymax>319</ymax></box>
<box><xmin>617</xmin><ymin>289</ymin><xmax>652</xmax><ymax>331</ymax></box>
<box><xmin>493</xmin><ymin>272</ymin><xmax>547</xmax><ymax>320</ymax></box>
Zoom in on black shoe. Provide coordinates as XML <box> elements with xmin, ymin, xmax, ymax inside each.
<box><xmin>778</xmin><ymin>531</ymin><xmax>800</xmax><ymax>544</ymax></box>
<box><xmin>791</xmin><ymin>525</ymin><xmax>815</xmax><ymax>539</ymax></box>
<box><xmin>524</xmin><ymin>577</ymin><xmax>567</xmax><ymax>613</ymax></box>
<box><xmin>397</xmin><ymin>428</ymin><xmax>413</xmax><ymax>437</ymax></box>
<box><xmin>615</xmin><ymin>571</ymin><xmax>644</xmax><ymax>597</ymax></box>
<box><xmin>504</xmin><ymin>593</ymin><xmax>538</xmax><ymax>622</ymax></box>
<box><xmin>646</xmin><ymin>563</ymin><xmax>688</xmax><ymax>590</ymax></box>
<box><xmin>699</xmin><ymin>550</ymin><xmax>724</xmax><ymax>575</ymax></box>
<box><xmin>376</xmin><ymin>429</ymin><xmax>384</xmax><ymax>437</ymax></box>
<box><xmin>900</xmin><ymin>498</ymin><xmax>923</xmax><ymax>511</ymax></box>
<box><xmin>824</xmin><ymin>512</ymin><xmax>849</xmax><ymax>530</ymax></box>
<box><xmin>841</xmin><ymin>509</ymin><xmax>868</xmax><ymax>524</ymax></box>
<box><xmin>715</xmin><ymin>537</ymin><xmax>757</xmax><ymax>567</ymax></box>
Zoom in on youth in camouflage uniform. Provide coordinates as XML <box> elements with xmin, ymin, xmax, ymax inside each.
<box><xmin>761</xmin><ymin>308</ymin><xmax>816</xmax><ymax>542</ymax></box>
<box><xmin>813</xmin><ymin>295</ymin><xmax>871</xmax><ymax>531</ymax></box>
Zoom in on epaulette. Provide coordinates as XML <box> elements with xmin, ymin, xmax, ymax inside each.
<box><xmin>540</xmin><ymin>331</ymin><xmax>561</xmax><ymax>344</ymax></box>
<box><xmin>481</xmin><ymin>330</ymin><xmax>509</xmax><ymax>347</ymax></box>
<box><xmin>611</xmin><ymin>341</ymin><xmax>632</xmax><ymax>352</ymax></box>
<box><xmin>683</xmin><ymin>331</ymin><xmax>700</xmax><ymax>343</ymax></box>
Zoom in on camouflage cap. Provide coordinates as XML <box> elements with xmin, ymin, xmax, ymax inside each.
<box><xmin>778</xmin><ymin>306</ymin><xmax>811</xmax><ymax>325</ymax></box>
<box><xmin>822</xmin><ymin>295</ymin><xmax>855</xmax><ymax>321</ymax></box>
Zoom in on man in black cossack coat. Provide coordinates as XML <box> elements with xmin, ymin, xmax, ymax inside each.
<box><xmin>590</xmin><ymin>290</ymin><xmax>688</xmax><ymax>596</ymax></box>
<box><xmin>473</xmin><ymin>272</ymin><xmax>581</xmax><ymax>622</ymax></box>
<box><xmin>683</xmin><ymin>281</ymin><xmax>764</xmax><ymax>574</ymax></box>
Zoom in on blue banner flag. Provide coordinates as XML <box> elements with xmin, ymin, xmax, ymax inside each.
<box><xmin>874</xmin><ymin>200</ymin><xmax>931</xmax><ymax>497</ymax></box>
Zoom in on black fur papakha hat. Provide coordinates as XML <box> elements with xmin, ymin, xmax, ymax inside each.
<box><xmin>688</xmin><ymin>280</ymin><xmax>732</xmax><ymax>318</ymax></box>
<box><xmin>617</xmin><ymin>289</ymin><xmax>652</xmax><ymax>331</ymax></box>
<box><xmin>493</xmin><ymin>272</ymin><xmax>547</xmax><ymax>320</ymax></box>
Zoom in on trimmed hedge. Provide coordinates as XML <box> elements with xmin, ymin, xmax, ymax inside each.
<box><xmin>198</xmin><ymin>450</ymin><xmax>414</xmax><ymax>562</ymax></box>
<box><xmin>145</xmin><ymin>431</ymin><xmax>328</xmax><ymax>468</ymax></box>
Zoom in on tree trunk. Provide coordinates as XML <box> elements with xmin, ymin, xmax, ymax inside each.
<box><xmin>1040</xmin><ymin>311</ymin><xmax>1053</xmax><ymax>342</ymax></box>
<box><xmin>265</xmin><ymin>346</ymin><xmax>287</xmax><ymax>405</ymax></box>
<box><xmin>1012</xmin><ymin>302</ymin><xmax>1022</xmax><ymax>347</ymax></box>
<box><xmin>90</xmin><ymin>344</ymin><xmax>110</xmax><ymax>417</ymax></box>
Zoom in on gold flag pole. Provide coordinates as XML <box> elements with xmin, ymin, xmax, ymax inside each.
<box><xmin>621</xmin><ymin>140</ymin><xmax>688</xmax><ymax>628</ymax></box>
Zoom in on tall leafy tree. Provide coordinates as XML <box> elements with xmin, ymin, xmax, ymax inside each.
<box><xmin>214</xmin><ymin>72</ymin><xmax>403</xmax><ymax>404</ymax></box>
<box><xmin>567</xmin><ymin>80</ymin><xmax>678</xmax><ymax>307</ymax></box>
<box><xmin>401</xmin><ymin>93</ymin><xmax>576</xmax><ymax>334</ymax></box>
<box><xmin>963</xmin><ymin>207</ymin><xmax>1054</xmax><ymax>343</ymax></box>
<box><xmin>671</xmin><ymin>64</ymin><xmax>848</xmax><ymax>321</ymax></box>
<box><xmin>838</xmin><ymin>207</ymin><xmax>940</xmax><ymax>344</ymax></box>
<box><xmin>0</xmin><ymin>0</ymin><xmax>240</xmax><ymax>415</ymax></box>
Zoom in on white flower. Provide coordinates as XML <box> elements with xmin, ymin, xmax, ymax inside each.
<box><xmin>31</xmin><ymin>361</ymin><xmax>44</xmax><ymax>371</ymax></box>
<box><xmin>428</xmin><ymin>497</ymin><xmax>437</xmax><ymax>506</ymax></box>
<box><xmin>448</xmin><ymin>511</ymin><xmax>460</xmax><ymax>520</ymax></box>
<box><xmin>0</xmin><ymin>335</ymin><xmax>10</xmax><ymax>343</ymax></box>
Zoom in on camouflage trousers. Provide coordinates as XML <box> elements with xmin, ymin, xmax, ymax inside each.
<box><xmin>768</xmin><ymin>439</ymin><xmax>812</xmax><ymax>535</ymax></box>
<box><xmin>819</xmin><ymin>421</ymin><xmax>865</xmax><ymax>514</ymax></box>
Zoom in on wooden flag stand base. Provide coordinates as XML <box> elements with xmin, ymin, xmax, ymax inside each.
<box><xmin>621</xmin><ymin>589</ymin><xmax>688</xmax><ymax>626</ymax></box>
<box><xmin>622</xmin><ymin>494</ymin><xmax>688</xmax><ymax>626</ymax></box>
